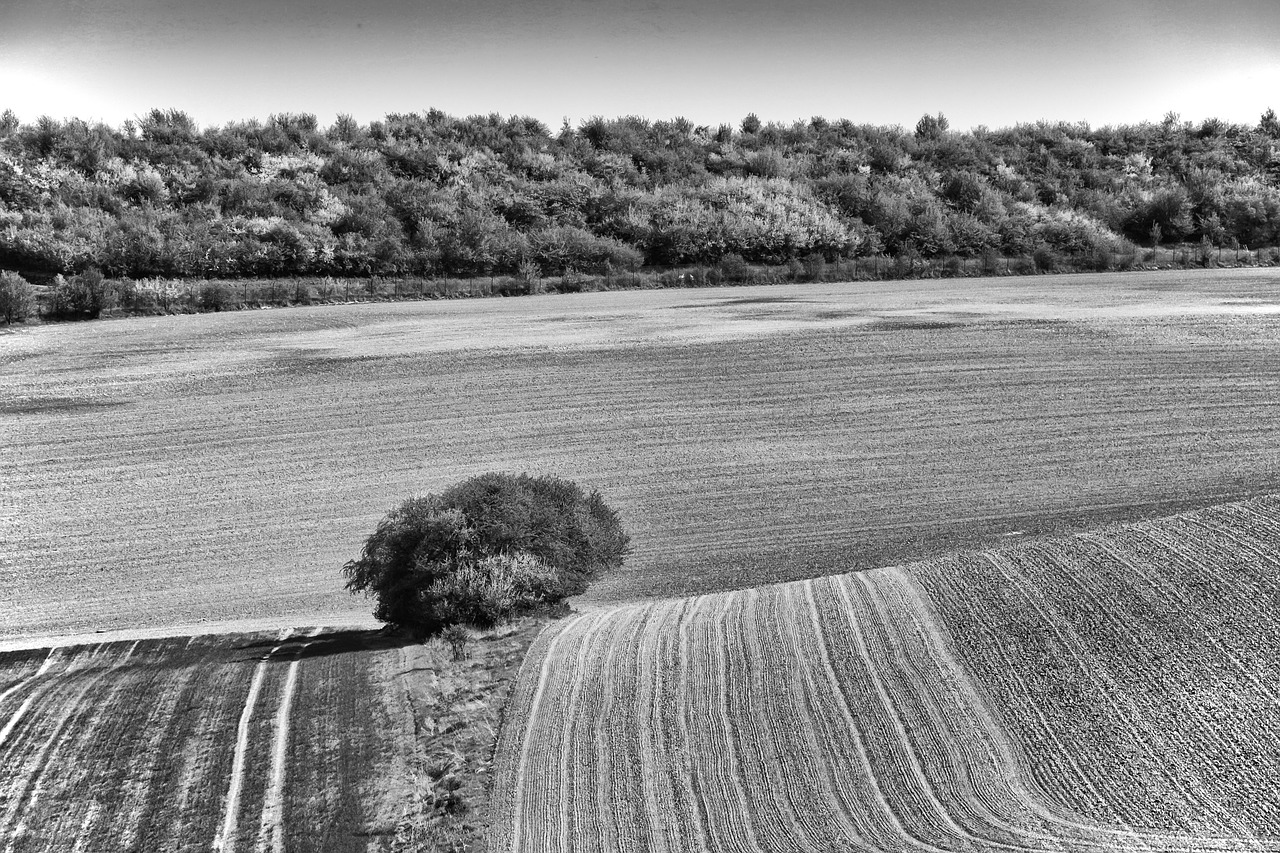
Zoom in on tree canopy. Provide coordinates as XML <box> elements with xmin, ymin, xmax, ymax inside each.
<box><xmin>1</xmin><ymin>107</ymin><xmax>1278</xmax><ymax>282</ymax></box>
<box><xmin>342</xmin><ymin>473</ymin><xmax>629</xmax><ymax>636</ymax></box>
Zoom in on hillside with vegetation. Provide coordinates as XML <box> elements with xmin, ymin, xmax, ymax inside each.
<box><xmin>2</xmin><ymin>107</ymin><xmax>1279</xmax><ymax>299</ymax></box>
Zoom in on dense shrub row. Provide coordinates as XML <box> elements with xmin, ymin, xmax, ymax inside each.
<box><xmin>4</xmin><ymin>242</ymin><xmax>1278</xmax><ymax>324</ymax></box>
<box><xmin>1</xmin><ymin>107</ymin><xmax>1278</xmax><ymax>289</ymax></box>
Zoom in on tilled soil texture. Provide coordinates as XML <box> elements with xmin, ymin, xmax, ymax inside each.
<box><xmin>0</xmin><ymin>622</ymin><xmax>539</xmax><ymax>853</ymax></box>
<box><xmin>491</xmin><ymin>495</ymin><xmax>1280</xmax><ymax>851</ymax></box>
<box><xmin>4</xmin><ymin>269</ymin><xmax>1280</xmax><ymax>638</ymax></box>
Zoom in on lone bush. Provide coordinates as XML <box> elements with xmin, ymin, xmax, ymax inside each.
<box><xmin>441</xmin><ymin>624</ymin><xmax>473</xmax><ymax>661</ymax></box>
<box><xmin>342</xmin><ymin>473</ymin><xmax>629</xmax><ymax>637</ymax></box>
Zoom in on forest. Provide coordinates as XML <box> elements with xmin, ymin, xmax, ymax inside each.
<box><xmin>1</xmin><ymin>107</ymin><xmax>1278</xmax><ymax>289</ymax></box>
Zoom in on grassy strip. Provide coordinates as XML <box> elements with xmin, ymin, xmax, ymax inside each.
<box><xmin>383</xmin><ymin>617</ymin><xmax>551</xmax><ymax>853</ymax></box>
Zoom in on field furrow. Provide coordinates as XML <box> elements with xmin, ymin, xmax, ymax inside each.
<box><xmin>161</xmin><ymin>642</ymin><xmax>261</xmax><ymax>852</ymax></box>
<box><xmin>684</xmin><ymin>593</ymin><xmax>765</xmax><ymax>853</ymax></box>
<box><xmin>256</xmin><ymin>628</ymin><xmax>322</xmax><ymax>853</ymax></box>
<box><xmin>846</xmin><ymin>572</ymin><xmax>1065</xmax><ymax>848</ymax></box>
<box><xmin>0</xmin><ymin>627</ymin><xmax>470</xmax><ymax>852</ymax></box>
<box><xmin>9</xmin><ymin>643</ymin><xmax>148</xmax><ymax>853</ymax></box>
<box><xmin>1000</xmin><ymin>541</ymin><xmax>1271</xmax><ymax>840</ymax></box>
<box><xmin>0</xmin><ymin>650</ymin><xmax>58</xmax><ymax>707</ymax></box>
<box><xmin>716</xmin><ymin>589</ymin><xmax>824</xmax><ymax>853</ymax></box>
<box><xmin>495</xmin><ymin>495</ymin><xmax>1280</xmax><ymax>852</ymax></box>
<box><xmin>656</xmin><ymin>597</ymin><xmax>711</xmax><ymax>851</ymax></box>
<box><xmin>810</xmin><ymin>578</ymin><xmax>969</xmax><ymax>847</ymax></box>
<box><xmin>784</xmin><ymin>581</ymin><xmax>898</xmax><ymax>851</ymax></box>
<box><xmin>213</xmin><ymin>630</ymin><xmax>293</xmax><ymax>853</ymax></box>
<box><xmin>734</xmin><ymin>587</ymin><xmax>856</xmax><ymax>851</ymax></box>
<box><xmin>0</xmin><ymin>651</ymin><xmax>124</xmax><ymax>850</ymax></box>
<box><xmin>631</xmin><ymin>601</ymin><xmax>680</xmax><ymax>853</ymax></box>
<box><xmin>590</xmin><ymin>604</ymin><xmax>655</xmax><ymax>853</ymax></box>
<box><xmin>281</xmin><ymin>634</ymin><xmax>397</xmax><ymax>853</ymax></box>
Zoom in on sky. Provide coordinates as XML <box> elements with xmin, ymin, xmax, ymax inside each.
<box><xmin>1</xmin><ymin>0</ymin><xmax>1279</xmax><ymax>133</ymax></box>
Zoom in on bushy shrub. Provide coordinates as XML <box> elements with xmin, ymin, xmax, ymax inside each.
<box><xmin>527</xmin><ymin>226</ymin><xmax>642</xmax><ymax>276</ymax></box>
<box><xmin>717</xmin><ymin>253</ymin><xmax>750</xmax><ymax>282</ymax></box>
<box><xmin>438</xmin><ymin>473</ymin><xmax>629</xmax><ymax>599</ymax></box>
<box><xmin>1080</xmin><ymin>245</ymin><xmax>1113</xmax><ymax>271</ymax></box>
<box><xmin>979</xmin><ymin>249</ymin><xmax>1002</xmax><ymax>276</ymax></box>
<box><xmin>48</xmin><ymin>268</ymin><xmax>114</xmax><ymax>319</ymax></box>
<box><xmin>441</xmin><ymin>624</ymin><xmax>472</xmax><ymax>661</ymax></box>
<box><xmin>198</xmin><ymin>281</ymin><xmax>239</xmax><ymax>311</ymax></box>
<box><xmin>802</xmin><ymin>252</ymin><xmax>826</xmax><ymax>281</ymax></box>
<box><xmin>343</xmin><ymin>473</ymin><xmax>629</xmax><ymax>636</ymax></box>
<box><xmin>424</xmin><ymin>552</ymin><xmax>557</xmax><ymax>629</ymax></box>
<box><xmin>1032</xmin><ymin>245</ymin><xmax>1060</xmax><ymax>272</ymax></box>
<box><xmin>603</xmin><ymin>270</ymin><xmax>646</xmax><ymax>290</ymax></box>
<box><xmin>0</xmin><ymin>270</ymin><xmax>36</xmax><ymax>324</ymax></box>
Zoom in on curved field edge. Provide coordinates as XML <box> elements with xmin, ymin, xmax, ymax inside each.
<box><xmin>490</xmin><ymin>494</ymin><xmax>1280</xmax><ymax>851</ymax></box>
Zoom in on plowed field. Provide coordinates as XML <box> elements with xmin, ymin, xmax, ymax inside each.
<box><xmin>5</xmin><ymin>269</ymin><xmax>1280</xmax><ymax>639</ymax></box>
<box><xmin>0</xmin><ymin>630</ymin><xmax>432</xmax><ymax>852</ymax></box>
<box><xmin>491</xmin><ymin>495</ymin><xmax>1280</xmax><ymax>851</ymax></box>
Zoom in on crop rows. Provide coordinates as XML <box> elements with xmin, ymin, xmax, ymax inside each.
<box><xmin>0</xmin><ymin>631</ymin><xmax>398</xmax><ymax>852</ymax></box>
<box><xmin>492</xmin><ymin>495</ymin><xmax>1280</xmax><ymax>851</ymax></box>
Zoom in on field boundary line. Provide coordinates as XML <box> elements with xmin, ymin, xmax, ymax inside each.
<box><xmin>485</xmin><ymin>619</ymin><xmax>566</xmax><ymax>853</ymax></box>
<box><xmin>212</xmin><ymin>629</ymin><xmax>293</xmax><ymax>853</ymax></box>
<box><xmin>851</xmin><ymin>572</ymin><xmax>1053</xmax><ymax>846</ymax></box>
<box><xmin>881</xmin><ymin>569</ymin><xmax>1122</xmax><ymax>837</ymax></box>
<box><xmin>556</xmin><ymin>610</ymin><xmax>616</xmax><ymax>850</ymax></box>
<box><xmin>507</xmin><ymin>613</ymin><xmax>584</xmax><ymax>853</ymax></box>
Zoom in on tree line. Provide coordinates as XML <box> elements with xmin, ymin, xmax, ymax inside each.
<box><xmin>1</xmin><ymin>106</ymin><xmax>1278</xmax><ymax>288</ymax></box>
